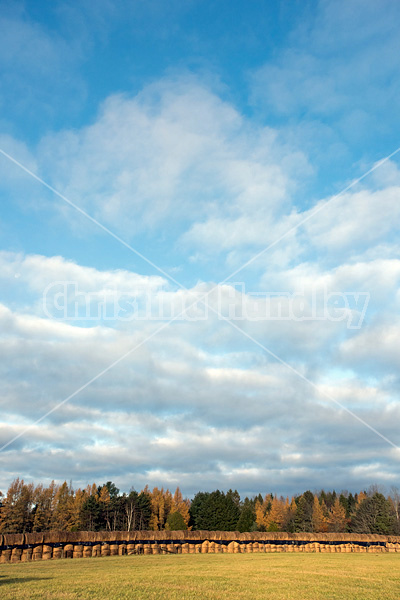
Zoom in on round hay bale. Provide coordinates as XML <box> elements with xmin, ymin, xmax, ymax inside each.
<box><xmin>73</xmin><ymin>545</ymin><xmax>83</xmax><ymax>559</ymax></box>
<box><xmin>64</xmin><ymin>544</ymin><xmax>73</xmax><ymax>559</ymax></box>
<box><xmin>83</xmin><ymin>546</ymin><xmax>92</xmax><ymax>558</ymax></box>
<box><xmin>188</xmin><ymin>544</ymin><xmax>195</xmax><ymax>554</ymax></box>
<box><xmin>143</xmin><ymin>544</ymin><xmax>151</xmax><ymax>555</ymax></box>
<box><xmin>181</xmin><ymin>543</ymin><xmax>189</xmax><ymax>554</ymax></box>
<box><xmin>246</xmin><ymin>543</ymin><xmax>253</xmax><ymax>553</ymax></box>
<box><xmin>92</xmin><ymin>544</ymin><xmax>101</xmax><ymax>557</ymax></box>
<box><xmin>209</xmin><ymin>542</ymin><xmax>215</xmax><ymax>553</ymax></box>
<box><xmin>33</xmin><ymin>545</ymin><xmax>43</xmax><ymax>561</ymax></box>
<box><xmin>118</xmin><ymin>543</ymin><xmax>127</xmax><ymax>556</ymax></box>
<box><xmin>166</xmin><ymin>543</ymin><xmax>175</xmax><ymax>554</ymax></box>
<box><xmin>110</xmin><ymin>545</ymin><xmax>118</xmax><ymax>556</ymax></box>
<box><xmin>201</xmin><ymin>541</ymin><xmax>209</xmax><ymax>553</ymax></box>
<box><xmin>1</xmin><ymin>548</ymin><xmax>12</xmax><ymax>563</ymax></box>
<box><xmin>42</xmin><ymin>545</ymin><xmax>53</xmax><ymax>560</ymax></box>
<box><xmin>176</xmin><ymin>544</ymin><xmax>182</xmax><ymax>554</ymax></box>
<box><xmin>21</xmin><ymin>548</ymin><xmax>32</xmax><ymax>562</ymax></box>
<box><xmin>227</xmin><ymin>541</ymin><xmax>235</xmax><ymax>554</ymax></box>
<box><xmin>159</xmin><ymin>544</ymin><xmax>167</xmax><ymax>555</ymax></box>
<box><xmin>53</xmin><ymin>547</ymin><xmax>63</xmax><ymax>559</ymax></box>
<box><xmin>127</xmin><ymin>544</ymin><xmax>136</xmax><ymax>555</ymax></box>
<box><xmin>101</xmin><ymin>544</ymin><xmax>110</xmax><ymax>557</ymax></box>
<box><xmin>11</xmin><ymin>548</ymin><xmax>22</xmax><ymax>562</ymax></box>
<box><xmin>195</xmin><ymin>544</ymin><xmax>202</xmax><ymax>554</ymax></box>
<box><xmin>151</xmin><ymin>544</ymin><xmax>160</xmax><ymax>555</ymax></box>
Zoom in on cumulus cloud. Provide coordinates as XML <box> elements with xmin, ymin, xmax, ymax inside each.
<box><xmin>1</xmin><ymin>251</ymin><xmax>399</xmax><ymax>494</ymax></box>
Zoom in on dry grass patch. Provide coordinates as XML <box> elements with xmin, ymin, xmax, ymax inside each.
<box><xmin>0</xmin><ymin>553</ymin><xmax>400</xmax><ymax>599</ymax></box>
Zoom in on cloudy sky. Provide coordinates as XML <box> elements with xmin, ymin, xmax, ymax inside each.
<box><xmin>1</xmin><ymin>0</ymin><xmax>400</xmax><ymax>498</ymax></box>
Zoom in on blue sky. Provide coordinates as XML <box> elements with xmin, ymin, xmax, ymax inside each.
<box><xmin>1</xmin><ymin>0</ymin><xmax>400</xmax><ymax>497</ymax></box>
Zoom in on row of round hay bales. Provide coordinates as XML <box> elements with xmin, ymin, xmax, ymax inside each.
<box><xmin>7</xmin><ymin>530</ymin><xmax>400</xmax><ymax>547</ymax></box>
<box><xmin>1</xmin><ymin>538</ymin><xmax>400</xmax><ymax>563</ymax></box>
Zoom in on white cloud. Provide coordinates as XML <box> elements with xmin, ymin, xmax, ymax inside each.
<box><xmin>35</xmin><ymin>76</ymin><xmax>308</xmax><ymax>249</ymax></box>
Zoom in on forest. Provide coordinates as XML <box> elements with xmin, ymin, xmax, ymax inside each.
<box><xmin>0</xmin><ymin>479</ymin><xmax>399</xmax><ymax>535</ymax></box>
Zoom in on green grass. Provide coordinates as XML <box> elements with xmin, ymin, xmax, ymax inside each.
<box><xmin>1</xmin><ymin>554</ymin><xmax>400</xmax><ymax>599</ymax></box>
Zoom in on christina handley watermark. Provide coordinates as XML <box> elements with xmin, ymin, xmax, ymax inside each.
<box><xmin>42</xmin><ymin>282</ymin><xmax>370</xmax><ymax>329</ymax></box>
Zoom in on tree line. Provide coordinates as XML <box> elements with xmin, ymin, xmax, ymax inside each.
<box><xmin>0</xmin><ymin>479</ymin><xmax>399</xmax><ymax>535</ymax></box>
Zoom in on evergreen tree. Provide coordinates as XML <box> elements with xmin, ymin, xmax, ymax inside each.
<box><xmin>166</xmin><ymin>511</ymin><xmax>187</xmax><ymax>530</ymax></box>
<box><xmin>352</xmin><ymin>493</ymin><xmax>395</xmax><ymax>534</ymax></box>
<box><xmin>236</xmin><ymin>498</ymin><xmax>256</xmax><ymax>533</ymax></box>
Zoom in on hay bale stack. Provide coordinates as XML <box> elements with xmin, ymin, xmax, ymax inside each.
<box><xmin>101</xmin><ymin>544</ymin><xmax>110</xmax><ymax>557</ymax></box>
<box><xmin>227</xmin><ymin>541</ymin><xmax>235</xmax><ymax>554</ymax></box>
<box><xmin>53</xmin><ymin>546</ymin><xmax>63</xmax><ymax>559</ymax></box>
<box><xmin>42</xmin><ymin>545</ymin><xmax>53</xmax><ymax>560</ymax></box>
<box><xmin>11</xmin><ymin>547</ymin><xmax>22</xmax><ymax>562</ymax></box>
<box><xmin>32</xmin><ymin>545</ymin><xmax>43</xmax><ymax>561</ymax></box>
<box><xmin>73</xmin><ymin>545</ymin><xmax>83</xmax><ymax>559</ymax></box>
<box><xmin>1</xmin><ymin>548</ymin><xmax>12</xmax><ymax>563</ymax></box>
<box><xmin>21</xmin><ymin>548</ymin><xmax>33</xmax><ymax>562</ymax></box>
<box><xmin>232</xmin><ymin>541</ymin><xmax>240</xmax><ymax>554</ymax></box>
<box><xmin>127</xmin><ymin>544</ymin><xmax>136</xmax><ymax>555</ymax></box>
<box><xmin>151</xmin><ymin>544</ymin><xmax>160</xmax><ymax>555</ymax></box>
<box><xmin>181</xmin><ymin>543</ymin><xmax>189</xmax><ymax>554</ymax></box>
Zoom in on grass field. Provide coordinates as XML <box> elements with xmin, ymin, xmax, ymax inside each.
<box><xmin>1</xmin><ymin>553</ymin><xmax>400</xmax><ymax>600</ymax></box>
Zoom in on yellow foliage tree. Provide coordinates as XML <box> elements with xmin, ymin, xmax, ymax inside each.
<box><xmin>265</xmin><ymin>497</ymin><xmax>285</xmax><ymax>531</ymax></box>
<box><xmin>312</xmin><ymin>495</ymin><xmax>328</xmax><ymax>532</ymax></box>
<box><xmin>328</xmin><ymin>498</ymin><xmax>347</xmax><ymax>532</ymax></box>
<box><xmin>171</xmin><ymin>487</ymin><xmax>191</xmax><ymax>529</ymax></box>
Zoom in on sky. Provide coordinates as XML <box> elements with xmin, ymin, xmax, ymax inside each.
<box><xmin>1</xmin><ymin>0</ymin><xmax>400</xmax><ymax>498</ymax></box>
